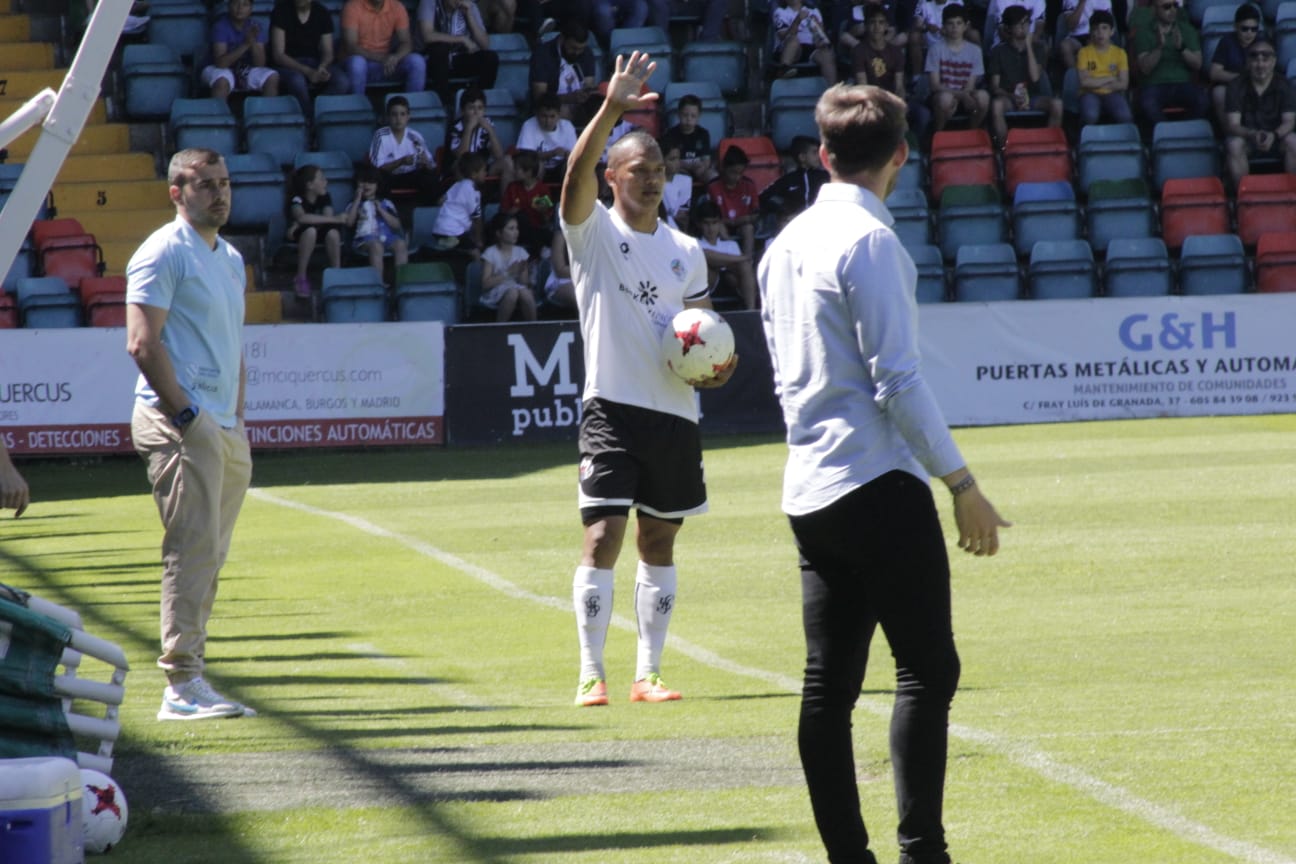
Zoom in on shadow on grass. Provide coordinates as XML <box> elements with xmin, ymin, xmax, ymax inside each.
<box><xmin>478</xmin><ymin>827</ymin><xmax>775</xmax><ymax>856</ymax></box>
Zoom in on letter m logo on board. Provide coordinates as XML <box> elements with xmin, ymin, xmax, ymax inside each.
<box><xmin>508</xmin><ymin>331</ymin><xmax>578</xmax><ymax>397</ymax></box>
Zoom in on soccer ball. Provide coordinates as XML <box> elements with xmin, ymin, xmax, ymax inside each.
<box><xmin>81</xmin><ymin>768</ymin><xmax>128</xmax><ymax>854</ymax></box>
<box><xmin>661</xmin><ymin>308</ymin><xmax>735</xmax><ymax>382</ymax></box>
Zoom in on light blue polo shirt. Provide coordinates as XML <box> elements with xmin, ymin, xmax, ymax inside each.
<box><xmin>127</xmin><ymin>217</ymin><xmax>246</xmax><ymax>428</ymax></box>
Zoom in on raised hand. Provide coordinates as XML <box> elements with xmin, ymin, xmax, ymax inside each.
<box><xmin>605</xmin><ymin>51</ymin><xmax>659</xmax><ymax>112</ymax></box>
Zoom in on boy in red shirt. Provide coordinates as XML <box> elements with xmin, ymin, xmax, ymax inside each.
<box><xmin>500</xmin><ymin>149</ymin><xmax>555</xmax><ymax>258</ymax></box>
<box><xmin>704</xmin><ymin>144</ymin><xmax>760</xmax><ymax>258</ymax></box>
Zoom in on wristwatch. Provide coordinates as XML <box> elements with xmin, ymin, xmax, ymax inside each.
<box><xmin>171</xmin><ymin>405</ymin><xmax>199</xmax><ymax>429</ymax></box>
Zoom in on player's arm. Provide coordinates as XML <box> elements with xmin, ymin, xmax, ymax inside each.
<box><xmin>684</xmin><ymin>253</ymin><xmax>738</xmax><ymax>388</ymax></box>
<box><xmin>0</xmin><ymin>439</ymin><xmax>29</xmax><ymax>517</ymax></box>
<box><xmin>561</xmin><ymin>51</ymin><xmax>658</xmax><ymax>226</ymax></box>
<box><xmin>126</xmin><ymin>302</ymin><xmax>190</xmax><ymax>418</ymax></box>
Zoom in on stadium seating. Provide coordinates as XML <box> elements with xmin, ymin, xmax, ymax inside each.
<box><xmin>609</xmin><ymin>27</ymin><xmax>673</xmax><ymax>93</ymax></box>
<box><xmin>1103</xmin><ymin>237</ymin><xmax>1174</xmax><ymax>297</ymax></box>
<box><xmin>1028</xmin><ymin>239</ymin><xmax>1097</xmax><ymax>300</ymax></box>
<box><xmin>1178</xmin><ymin>234</ymin><xmax>1248</xmax><ymax>295</ymax></box>
<box><xmin>938</xmin><ymin>184</ymin><xmax>1006</xmax><ymax>261</ymax></box>
<box><xmin>321</xmin><ymin>266</ymin><xmax>387</xmax><ymax>323</ymax></box>
<box><xmin>1255</xmin><ymin>232</ymin><xmax>1296</xmax><ymax>292</ymax></box>
<box><xmin>887</xmin><ymin>188</ymin><xmax>932</xmax><ymax>249</ymax></box>
<box><xmin>120</xmin><ymin>44</ymin><xmax>190</xmax><ymax>120</ymax></box>
<box><xmin>462</xmin><ymin>260</ymin><xmax>493</xmax><ymax>320</ymax></box>
<box><xmin>243</xmin><ymin>96</ymin><xmax>309</xmax><ymax>167</ymax></box>
<box><xmin>929</xmin><ymin>129</ymin><xmax>997</xmax><ymax>203</ymax></box>
<box><xmin>909</xmin><ymin>243</ymin><xmax>947</xmax><ymax>303</ymax></box>
<box><xmin>16</xmin><ymin>275</ymin><xmax>80</xmax><ymax>328</ymax></box>
<box><xmin>1275</xmin><ymin>3</ymin><xmax>1296</xmax><ymax>67</ymax></box>
<box><xmin>1159</xmin><ymin>176</ymin><xmax>1229</xmax><ymax>252</ymax></box>
<box><xmin>492</xmin><ymin>32</ymin><xmax>533</xmax><ymax>109</ymax></box>
<box><xmin>169</xmin><ymin>98</ymin><xmax>239</xmax><ymax>156</ymax></box>
<box><xmin>3</xmin><ymin>245</ymin><xmax>32</xmax><ymax>295</ymax></box>
<box><xmin>954</xmin><ymin>243</ymin><xmax>1021</xmax><ymax>302</ymax></box>
<box><xmin>1235</xmin><ymin>173</ymin><xmax>1296</xmax><ymax>248</ymax></box>
<box><xmin>1002</xmin><ymin>127</ymin><xmax>1072</xmax><ymax>198</ymax></box>
<box><xmin>897</xmin><ymin>135</ymin><xmax>924</xmax><ymax>191</ymax></box>
<box><xmin>1151</xmin><ymin>120</ymin><xmax>1218</xmax><ymax>191</ymax></box>
<box><xmin>1189</xmin><ymin>0</ymin><xmax>1240</xmax><ymax>25</ymax></box>
<box><xmin>314</xmin><ymin>94</ymin><xmax>378</xmax><ymax>164</ymax></box>
<box><xmin>1011</xmin><ymin>181</ymin><xmax>1082</xmax><ymax>258</ymax></box>
<box><xmin>31</xmin><ymin>219</ymin><xmax>103</xmax><ymax>289</ymax></box>
<box><xmin>679</xmin><ymin>41</ymin><xmax>748</xmax><ymax>98</ymax></box>
<box><xmin>1086</xmin><ymin>178</ymin><xmax>1157</xmax><ymax>254</ymax></box>
<box><xmin>395</xmin><ymin>262</ymin><xmax>459</xmax><ymax>323</ymax></box>
<box><xmin>224</xmin><ymin>153</ymin><xmax>286</xmax><ymax>234</ymax></box>
<box><xmin>717</xmin><ymin>136</ymin><xmax>781</xmax><ymax>194</ymax></box>
<box><xmin>0</xmin><ymin>292</ymin><xmax>16</xmax><ymax>328</ymax></box>
<box><xmin>78</xmin><ymin>275</ymin><xmax>127</xmax><ymax>327</ymax></box>
<box><xmin>146</xmin><ymin>1</ymin><xmax>208</xmax><ymax>62</ymax></box>
<box><xmin>409</xmin><ymin>206</ymin><xmax>444</xmax><ymax>257</ymax></box>
<box><xmin>1078</xmin><ymin>120</ymin><xmax>1144</xmax><ymax>192</ymax></box>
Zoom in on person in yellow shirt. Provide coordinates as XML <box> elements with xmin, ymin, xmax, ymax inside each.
<box><xmin>1077</xmin><ymin>10</ymin><xmax>1133</xmax><ymax>125</ymax></box>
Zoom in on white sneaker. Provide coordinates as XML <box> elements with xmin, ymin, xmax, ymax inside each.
<box><xmin>157</xmin><ymin>677</ymin><xmax>249</xmax><ymax>721</ymax></box>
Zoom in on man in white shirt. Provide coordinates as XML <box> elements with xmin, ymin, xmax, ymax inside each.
<box><xmin>758</xmin><ymin>84</ymin><xmax>1009</xmax><ymax>864</ymax></box>
<box><xmin>560</xmin><ymin>51</ymin><xmax>735</xmax><ymax>709</ymax></box>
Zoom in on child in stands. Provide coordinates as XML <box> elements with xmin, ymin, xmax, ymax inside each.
<box><xmin>285</xmin><ymin>163</ymin><xmax>346</xmax><ymax>298</ymax></box>
<box><xmin>345</xmin><ymin>164</ymin><xmax>408</xmax><ymax>283</ymax></box>
<box><xmin>480</xmin><ymin>212</ymin><xmax>537</xmax><ymax>322</ymax></box>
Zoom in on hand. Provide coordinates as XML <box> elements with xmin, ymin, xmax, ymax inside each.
<box><xmin>605</xmin><ymin>51</ymin><xmax>659</xmax><ymax>113</ymax></box>
<box><xmin>689</xmin><ymin>353</ymin><xmax>739</xmax><ymax>389</ymax></box>
<box><xmin>315</xmin><ymin>63</ymin><xmax>331</xmax><ymax>82</ymax></box>
<box><xmin>402</xmin><ymin>154</ymin><xmax>415</xmax><ymax>166</ymax></box>
<box><xmin>1257</xmin><ymin>130</ymin><xmax>1276</xmax><ymax>150</ymax></box>
<box><xmin>952</xmin><ymin>485</ymin><xmax>1011</xmax><ymax>556</ymax></box>
<box><xmin>462</xmin><ymin>35</ymin><xmax>478</xmax><ymax>53</ymax></box>
<box><xmin>245</xmin><ymin>22</ymin><xmax>259</xmax><ymax>45</ymax></box>
<box><xmin>383</xmin><ymin>56</ymin><xmax>398</xmax><ymax>77</ymax></box>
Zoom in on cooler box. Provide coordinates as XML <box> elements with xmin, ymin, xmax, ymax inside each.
<box><xmin>0</xmin><ymin>756</ymin><xmax>84</xmax><ymax>864</ymax></box>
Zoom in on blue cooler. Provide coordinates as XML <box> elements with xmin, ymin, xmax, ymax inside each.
<box><xmin>0</xmin><ymin>756</ymin><xmax>84</xmax><ymax>864</ymax></box>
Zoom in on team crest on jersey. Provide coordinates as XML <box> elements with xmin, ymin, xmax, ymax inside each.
<box><xmin>670</xmin><ymin>258</ymin><xmax>685</xmax><ymax>280</ymax></box>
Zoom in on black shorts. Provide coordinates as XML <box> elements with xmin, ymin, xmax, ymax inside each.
<box><xmin>578</xmin><ymin>398</ymin><xmax>707</xmax><ymax>523</ymax></box>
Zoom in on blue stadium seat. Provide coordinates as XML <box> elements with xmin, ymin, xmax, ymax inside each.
<box><xmin>3</xmin><ymin>245</ymin><xmax>32</xmax><ymax>295</ymax></box>
<box><xmin>1086</xmin><ymin>178</ymin><xmax>1156</xmax><ymax>254</ymax></box>
<box><xmin>121</xmin><ymin>44</ymin><xmax>190</xmax><ymax>120</ymax></box>
<box><xmin>1078</xmin><ymin>122</ymin><xmax>1145</xmax><ymax>191</ymax></box>
<box><xmin>17</xmin><ymin>276</ymin><xmax>80</xmax><ymax>328</ymax></box>
<box><xmin>224</xmin><ymin>152</ymin><xmax>286</xmax><ymax>234</ymax></box>
<box><xmin>410</xmin><ymin>206</ymin><xmax>442</xmax><ymax>256</ymax></box>
<box><xmin>321</xmin><ymin>266</ymin><xmax>387</xmax><ymax>323</ymax></box>
<box><xmin>1151</xmin><ymin>120</ymin><xmax>1219</xmax><ymax>191</ymax></box>
<box><xmin>1012</xmin><ymin>181</ymin><xmax>1081</xmax><ymax>257</ymax></box>
<box><xmin>1104</xmin><ymin>237</ymin><xmax>1173</xmax><ymax>297</ymax></box>
<box><xmin>886</xmin><ymin>188</ymin><xmax>932</xmax><ymax>249</ymax></box>
<box><xmin>1178</xmin><ymin>233</ymin><xmax>1248</xmax><ymax>295</ymax></box>
<box><xmin>243</xmin><ymin>96</ymin><xmax>309</xmax><ymax>167</ymax></box>
<box><xmin>293</xmin><ymin>150</ymin><xmax>355</xmax><ymax>214</ymax></box>
<box><xmin>679</xmin><ymin>41</ymin><xmax>748</xmax><ymax>98</ymax></box>
<box><xmin>146</xmin><ymin>2</ymin><xmax>208</xmax><ymax>63</ymax></box>
<box><xmin>908</xmin><ymin>243</ymin><xmax>947</xmax><ymax>303</ymax></box>
<box><xmin>395</xmin><ymin>262</ymin><xmax>459</xmax><ymax>323</ymax></box>
<box><xmin>608</xmin><ymin>27</ymin><xmax>672</xmax><ymax>93</ymax></box>
<box><xmin>954</xmin><ymin>243</ymin><xmax>1021</xmax><ymax>302</ymax></box>
<box><xmin>492</xmin><ymin>32</ymin><xmax>533</xmax><ymax>109</ymax></box>
<box><xmin>314</xmin><ymin>94</ymin><xmax>378</xmax><ymax>164</ymax></box>
<box><xmin>938</xmin><ymin>184</ymin><xmax>1006</xmax><ymax>262</ymax></box>
<box><xmin>170</xmin><ymin>98</ymin><xmax>239</xmax><ymax>155</ymax></box>
<box><xmin>1028</xmin><ymin>240</ymin><xmax>1097</xmax><ymax>300</ymax></box>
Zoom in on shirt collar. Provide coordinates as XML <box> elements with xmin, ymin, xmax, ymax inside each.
<box><xmin>814</xmin><ymin>182</ymin><xmax>895</xmax><ymax>227</ymax></box>
<box><xmin>174</xmin><ymin>214</ymin><xmax>226</xmax><ymax>253</ymax></box>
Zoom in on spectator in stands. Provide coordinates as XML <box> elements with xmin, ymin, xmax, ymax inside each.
<box><xmin>1058</xmin><ymin>0</ymin><xmax>1116</xmax><ymax>68</ymax></box>
<box><xmin>927</xmin><ymin>4</ymin><xmax>989</xmax><ymax>133</ymax></box>
<box><xmin>693</xmin><ymin>198</ymin><xmax>757</xmax><ymax>308</ymax></box>
<box><xmin>201</xmin><ymin>0</ymin><xmax>281</xmax><ymax>103</ymax></box>
<box><xmin>1208</xmin><ymin>4</ymin><xmax>1262</xmax><ymax>128</ymax></box>
<box><xmin>431</xmin><ymin>151</ymin><xmax>486</xmax><ymax>256</ymax></box>
<box><xmin>773</xmin><ymin>0</ymin><xmax>839</xmax><ymax>83</ymax></box>
<box><xmin>340</xmin><ymin>0</ymin><xmax>426</xmax><ymax>96</ymax></box>
<box><xmin>369</xmin><ymin>96</ymin><xmax>441</xmax><ymax>207</ymax></box>
<box><xmin>705</xmin><ymin>144</ymin><xmax>760</xmax><ymax>257</ymax></box>
<box><xmin>480</xmin><ymin>212</ymin><xmax>538</xmax><ymax>321</ymax></box>
<box><xmin>285</xmin><ymin>163</ymin><xmax>346</xmax><ymax>298</ymax></box>
<box><xmin>542</xmin><ymin>227</ymin><xmax>578</xmax><ymax>313</ymax></box>
<box><xmin>673</xmin><ymin>0</ymin><xmax>730</xmax><ymax>41</ymax></box>
<box><xmin>418</xmin><ymin>0</ymin><xmax>499</xmax><ymax>108</ymax></box>
<box><xmin>270</xmin><ymin>0</ymin><xmax>349</xmax><ymax>118</ymax></box>
<box><xmin>988</xmin><ymin>4</ymin><xmax>1063</xmax><ymax>147</ymax></box>
<box><xmin>516</xmin><ymin>93</ymin><xmax>578</xmax><ymax>181</ymax></box>
<box><xmin>501</xmin><ymin>149</ymin><xmax>556</xmax><ymax>256</ymax></box>
<box><xmin>661</xmin><ymin>94</ymin><xmax>715</xmax><ymax>184</ymax></box>
<box><xmin>760</xmin><ymin>135</ymin><xmax>829</xmax><ymax>228</ymax></box>
<box><xmin>1223</xmin><ymin>39</ymin><xmax>1296</xmax><ymax>187</ymax></box>
<box><xmin>1132</xmin><ymin>0</ymin><xmax>1207</xmax><ymax>125</ymax></box>
<box><xmin>660</xmin><ymin>139</ymin><xmax>695</xmax><ymax>230</ymax></box>
<box><xmin>444</xmin><ymin>86</ymin><xmax>514</xmax><ymax>194</ymax></box>
<box><xmin>1077</xmin><ymin>9</ymin><xmax>1134</xmax><ymax>124</ymax></box>
<box><xmin>530</xmin><ymin>18</ymin><xmax>599</xmax><ymax>124</ymax></box>
<box><xmin>0</xmin><ymin>438</ymin><xmax>28</xmax><ymax>517</ymax></box>
<box><xmin>984</xmin><ymin>0</ymin><xmax>1041</xmax><ymax>48</ymax></box>
<box><xmin>479</xmin><ymin>0</ymin><xmax>517</xmax><ymax>33</ymax></box>
<box><xmin>591</xmin><ymin>0</ymin><xmax>669</xmax><ymax>48</ymax></box>
<box><xmin>839</xmin><ymin>0</ymin><xmax>910</xmax><ymax>53</ymax></box>
<box><xmin>853</xmin><ymin>3</ymin><xmax>931</xmax><ymax>140</ymax></box>
<box><xmin>344</xmin><ymin>164</ymin><xmax>409</xmax><ymax>283</ymax></box>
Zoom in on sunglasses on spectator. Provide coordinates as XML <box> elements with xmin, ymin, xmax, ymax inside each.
<box><xmin>1238</xmin><ymin>24</ymin><xmax>1259</xmax><ymax>31</ymax></box>
<box><xmin>1249</xmin><ymin>50</ymin><xmax>1275</xmax><ymax>58</ymax></box>
<box><xmin>1158</xmin><ymin>2</ymin><xmax>1177</xmax><ymax>8</ymax></box>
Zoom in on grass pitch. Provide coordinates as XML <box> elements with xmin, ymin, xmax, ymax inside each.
<box><xmin>2</xmin><ymin>415</ymin><xmax>1294</xmax><ymax>863</ymax></box>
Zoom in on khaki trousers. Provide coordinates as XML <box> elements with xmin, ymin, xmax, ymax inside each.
<box><xmin>132</xmin><ymin>403</ymin><xmax>252</xmax><ymax>684</ymax></box>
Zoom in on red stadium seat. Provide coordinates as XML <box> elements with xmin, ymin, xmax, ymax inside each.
<box><xmin>0</xmin><ymin>292</ymin><xmax>16</xmax><ymax>329</ymax></box>
<box><xmin>79</xmin><ymin>275</ymin><xmax>127</xmax><ymax>327</ymax></box>
<box><xmin>929</xmin><ymin>129</ymin><xmax>997</xmax><ymax>203</ymax></box>
<box><xmin>1255</xmin><ymin>232</ymin><xmax>1296</xmax><ymax>293</ymax></box>
<box><xmin>39</xmin><ymin>235</ymin><xmax>104</xmax><ymax>289</ymax></box>
<box><xmin>716</xmin><ymin>136</ymin><xmax>781</xmax><ymax>195</ymax></box>
<box><xmin>1235</xmin><ymin>173</ymin><xmax>1296</xmax><ymax>248</ymax></box>
<box><xmin>1002</xmin><ymin>127</ymin><xmax>1072</xmax><ymax>198</ymax></box>
<box><xmin>1159</xmin><ymin>176</ymin><xmax>1228</xmax><ymax>252</ymax></box>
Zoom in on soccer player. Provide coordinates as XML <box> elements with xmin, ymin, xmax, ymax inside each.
<box><xmin>758</xmin><ymin>84</ymin><xmax>1010</xmax><ymax>864</ymax></box>
<box><xmin>560</xmin><ymin>51</ymin><xmax>736</xmax><ymax>708</ymax></box>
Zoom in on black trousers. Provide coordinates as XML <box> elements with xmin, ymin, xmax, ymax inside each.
<box><xmin>425</xmin><ymin>44</ymin><xmax>499</xmax><ymax>109</ymax></box>
<box><xmin>788</xmin><ymin>470</ymin><xmax>960</xmax><ymax>864</ymax></box>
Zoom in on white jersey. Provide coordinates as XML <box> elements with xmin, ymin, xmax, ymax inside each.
<box><xmin>561</xmin><ymin>201</ymin><xmax>709</xmax><ymax>422</ymax></box>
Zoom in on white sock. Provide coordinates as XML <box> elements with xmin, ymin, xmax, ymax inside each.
<box><xmin>573</xmin><ymin>566</ymin><xmax>614</xmax><ymax>682</ymax></box>
<box><xmin>634</xmin><ymin>561</ymin><xmax>677</xmax><ymax>681</ymax></box>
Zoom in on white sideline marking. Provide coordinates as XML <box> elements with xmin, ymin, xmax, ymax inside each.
<box><xmin>249</xmin><ymin>488</ymin><xmax>1296</xmax><ymax>864</ymax></box>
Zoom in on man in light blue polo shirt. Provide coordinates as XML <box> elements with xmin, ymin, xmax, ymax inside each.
<box><xmin>758</xmin><ymin>85</ymin><xmax>1010</xmax><ymax>864</ymax></box>
<box><xmin>126</xmin><ymin>147</ymin><xmax>255</xmax><ymax>721</ymax></box>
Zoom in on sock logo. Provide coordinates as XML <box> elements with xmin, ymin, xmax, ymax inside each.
<box><xmin>656</xmin><ymin>594</ymin><xmax>674</xmax><ymax>615</ymax></box>
<box><xmin>584</xmin><ymin>595</ymin><xmax>602</xmax><ymax>618</ymax></box>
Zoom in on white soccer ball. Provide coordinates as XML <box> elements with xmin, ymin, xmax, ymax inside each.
<box><xmin>661</xmin><ymin>308</ymin><xmax>735</xmax><ymax>383</ymax></box>
<box><xmin>81</xmin><ymin>768</ymin><xmax>128</xmax><ymax>854</ymax></box>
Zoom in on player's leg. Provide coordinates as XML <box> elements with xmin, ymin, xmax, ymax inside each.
<box><xmin>631</xmin><ymin>514</ymin><xmax>681</xmax><ymax>698</ymax></box>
